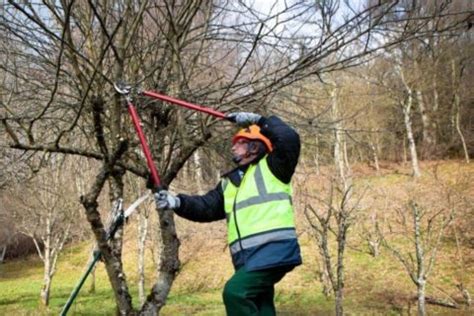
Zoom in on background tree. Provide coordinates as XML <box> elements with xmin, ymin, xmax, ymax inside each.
<box><xmin>304</xmin><ymin>179</ymin><xmax>366</xmax><ymax>316</ymax></box>
<box><xmin>378</xmin><ymin>176</ymin><xmax>470</xmax><ymax>315</ymax></box>
<box><xmin>302</xmin><ymin>72</ymin><xmax>366</xmax><ymax>315</ymax></box>
<box><xmin>1</xmin><ymin>155</ymin><xmax>84</xmax><ymax>306</ymax></box>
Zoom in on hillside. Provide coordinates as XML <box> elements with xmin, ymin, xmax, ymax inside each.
<box><xmin>0</xmin><ymin>160</ymin><xmax>473</xmax><ymax>315</ymax></box>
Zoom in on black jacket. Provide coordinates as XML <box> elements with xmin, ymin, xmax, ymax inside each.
<box><xmin>175</xmin><ymin>115</ymin><xmax>300</xmax><ymax>221</ymax></box>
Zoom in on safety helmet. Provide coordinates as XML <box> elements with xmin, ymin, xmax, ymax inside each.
<box><xmin>232</xmin><ymin>124</ymin><xmax>273</xmax><ymax>152</ymax></box>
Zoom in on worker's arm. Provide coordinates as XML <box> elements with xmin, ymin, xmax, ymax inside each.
<box><xmin>259</xmin><ymin>115</ymin><xmax>301</xmax><ymax>183</ymax></box>
<box><xmin>173</xmin><ymin>183</ymin><xmax>226</xmax><ymax>222</ymax></box>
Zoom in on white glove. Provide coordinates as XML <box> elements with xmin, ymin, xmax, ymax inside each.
<box><xmin>154</xmin><ymin>190</ymin><xmax>181</xmax><ymax>210</ymax></box>
<box><xmin>226</xmin><ymin>112</ymin><xmax>262</xmax><ymax>127</ymax></box>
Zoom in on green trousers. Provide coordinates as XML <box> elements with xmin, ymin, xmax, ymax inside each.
<box><xmin>222</xmin><ymin>266</ymin><xmax>293</xmax><ymax>316</ymax></box>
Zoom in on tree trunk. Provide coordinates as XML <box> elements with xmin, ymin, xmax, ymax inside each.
<box><xmin>412</xmin><ymin>202</ymin><xmax>426</xmax><ymax>316</ymax></box>
<box><xmin>319</xmin><ymin>227</ymin><xmax>335</xmax><ymax>297</ymax></box>
<box><xmin>416</xmin><ymin>90</ymin><xmax>436</xmax><ymax>158</ymax></box>
<box><xmin>330</xmin><ymin>83</ymin><xmax>351</xmax><ymax>316</ymax></box>
<box><xmin>193</xmin><ymin>150</ymin><xmax>204</xmax><ymax>194</ymax></box>
<box><xmin>334</xmin><ymin>130</ymin><xmax>346</xmax><ymax>184</ymax></box>
<box><xmin>307</xmin><ymin>202</ymin><xmax>336</xmax><ymax>299</ymax></box>
<box><xmin>343</xmin><ymin>137</ymin><xmax>351</xmax><ymax>172</ymax></box>
<box><xmin>368</xmin><ymin>239</ymin><xmax>380</xmax><ymax>257</ymax></box>
<box><xmin>369</xmin><ymin>142</ymin><xmax>380</xmax><ymax>173</ymax></box>
<box><xmin>417</xmin><ymin>279</ymin><xmax>427</xmax><ymax>316</ymax></box>
<box><xmin>335</xmin><ymin>287</ymin><xmax>344</xmax><ymax>316</ymax></box>
<box><xmin>138</xmin><ymin>209</ymin><xmax>149</xmax><ymax>305</ymax></box>
<box><xmin>40</xmin><ymin>276</ymin><xmax>51</xmax><ymax>306</ymax></box>
<box><xmin>317</xmin><ymin>257</ymin><xmax>332</xmax><ymax>297</ymax></box>
<box><xmin>335</xmin><ymin>186</ymin><xmax>351</xmax><ymax>316</ymax></box>
<box><xmin>109</xmin><ymin>171</ymin><xmax>125</xmax><ymax>257</ymax></box>
<box><xmin>0</xmin><ymin>245</ymin><xmax>6</xmax><ymax>263</ymax></box>
<box><xmin>457</xmin><ymin>284</ymin><xmax>472</xmax><ymax>306</ymax></box>
<box><xmin>335</xmin><ymin>226</ymin><xmax>347</xmax><ymax>316</ymax></box>
<box><xmin>367</xmin><ymin>212</ymin><xmax>381</xmax><ymax>257</ymax></box>
<box><xmin>81</xmin><ymin>145</ymin><xmax>135</xmax><ymax>315</ymax></box>
<box><xmin>85</xmin><ymin>197</ymin><xmax>134</xmax><ymax>315</ymax></box>
<box><xmin>139</xmin><ymin>44</ymin><xmax>183</xmax><ymax>314</ymax></box>
<box><xmin>84</xmin><ymin>200</ymin><xmax>134</xmax><ymax>314</ymax></box>
<box><xmin>397</xmin><ymin>64</ymin><xmax>421</xmax><ymax>177</ymax></box>
<box><xmin>454</xmin><ymin>100</ymin><xmax>470</xmax><ymax>163</ymax></box>
<box><xmin>454</xmin><ymin>226</ymin><xmax>472</xmax><ymax>306</ymax></box>
<box><xmin>89</xmin><ymin>266</ymin><xmax>96</xmax><ymax>293</ymax></box>
<box><xmin>403</xmin><ymin>95</ymin><xmax>421</xmax><ymax>177</ymax></box>
<box><xmin>451</xmin><ymin>60</ymin><xmax>470</xmax><ymax>163</ymax></box>
<box><xmin>331</xmin><ymin>86</ymin><xmax>348</xmax><ymax>186</ymax></box>
<box><xmin>40</xmin><ymin>215</ymin><xmax>52</xmax><ymax>306</ymax></box>
<box><xmin>402</xmin><ymin>138</ymin><xmax>408</xmax><ymax>164</ymax></box>
<box><xmin>107</xmin><ymin>172</ymin><xmax>134</xmax><ymax>315</ymax></box>
<box><xmin>85</xmin><ymin>243</ymin><xmax>97</xmax><ymax>293</ymax></box>
<box><xmin>40</xmin><ymin>243</ymin><xmax>52</xmax><ymax>306</ymax></box>
<box><xmin>314</xmin><ymin>136</ymin><xmax>320</xmax><ymax>175</ymax></box>
<box><xmin>140</xmin><ymin>210</ymin><xmax>180</xmax><ymax>315</ymax></box>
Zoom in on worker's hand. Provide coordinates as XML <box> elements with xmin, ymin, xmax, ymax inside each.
<box><xmin>154</xmin><ymin>190</ymin><xmax>181</xmax><ymax>210</ymax></box>
<box><xmin>226</xmin><ymin>112</ymin><xmax>262</xmax><ymax>127</ymax></box>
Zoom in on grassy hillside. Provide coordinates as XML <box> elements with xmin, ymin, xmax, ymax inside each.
<box><xmin>0</xmin><ymin>160</ymin><xmax>473</xmax><ymax>315</ymax></box>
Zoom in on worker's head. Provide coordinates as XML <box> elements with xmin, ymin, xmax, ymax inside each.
<box><xmin>231</xmin><ymin>125</ymin><xmax>273</xmax><ymax>165</ymax></box>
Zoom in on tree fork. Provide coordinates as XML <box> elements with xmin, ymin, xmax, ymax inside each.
<box><xmin>80</xmin><ymin>140</ymin><xmax>135</xmax><ymax>315</ymax></box>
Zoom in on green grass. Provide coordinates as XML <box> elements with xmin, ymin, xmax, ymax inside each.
<box><xmin>0</xmin><ymin>248</ymin><xmax>389</xmax><ymax>315</ymax></box>
<box><xmin>1</xmin><ymin>236</ymin><xmax>472</xmax><ymax>315</ymax></box>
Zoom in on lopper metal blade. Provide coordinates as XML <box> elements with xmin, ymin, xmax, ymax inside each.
<box><xmin>124</xmin><ymin>192</ymin><xmax>151</xmax><ymax>219</ymax></box>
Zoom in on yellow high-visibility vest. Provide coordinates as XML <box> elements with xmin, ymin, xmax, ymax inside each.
<box><xmin>222</xmin><ymin>157</ymin><xmax>296</xmax><ymax>256</ymax></box>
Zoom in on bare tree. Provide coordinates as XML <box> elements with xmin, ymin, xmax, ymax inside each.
<box><xmin>304</xmin><ymin>79</ymin><xmax>361</xmax><ymax>314</ymax></box>
<box><xmin>304</xmin><ymin>179</ymin><xmax>365</xmax><ymax>316</ymax></box>
<box><xmin>0</xmin><ymin>218</ymin><xmax>14</xmax><ymax>263</ymax></box>
<box><xmin>360</xmin><ymin>207</ymin><xmax>383</xmax><ymax>258</ymax></box>
<box><xmin>453</xmin><ymin>224</ymin><xmax>472</xmax><ymax>307</ymax></box>
<box><xmin>398</xmin><ymin>64</ymin><xmax>422</xmax><ymax>177</ymax></box>
<box><xmin>380</xmin><ymin>198</ymin><xmax>455</xmax><ymax>315</ymax></box>
<box><xmin>451</xmin><ymin>58</ymin><xmax>471</xmax><ymax>163</ymax></box>
<box><xmin>2</xmin><ymin>155</ymin><xmax>83</xmax><ymax>306</ymax></box>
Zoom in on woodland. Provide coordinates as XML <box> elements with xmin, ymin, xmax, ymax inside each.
<box><xmin>0</xmin><ymin>1</ymin><xmax>473</xmax><ymax>315</ymax></box>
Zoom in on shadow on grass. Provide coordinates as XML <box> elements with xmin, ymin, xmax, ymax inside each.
<box><xmin>0</xmin><ymin>293</ymin><xmax>39</xmax><ymax>307</ymax></box>
<box><xmin>0</xmin><ymin>285</ymin><xmax>116</xmax><ymax>315</ymax></box>
<box><xmin>0</xmin><ymin>258</ymin><xmax>44</xmax><ymax>281</ymax></box>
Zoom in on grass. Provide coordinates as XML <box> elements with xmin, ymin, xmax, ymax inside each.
<box><xmin>1</xmin><ymin>160</ymin><xmax>473</xmax><ymax>315</ymax></box>
<box><xmin>1</xmin><ymin>239</ymin><xmax>472</xmax><ymax>315</ymax></box>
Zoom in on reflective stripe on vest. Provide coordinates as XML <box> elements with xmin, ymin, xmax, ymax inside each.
<box><xmin>229</xmin><ymin>228</ymin><xmax>297</xmax><ymax>255</ymax></box>
<box><xmin>223</xmin><ymin>157</ymin><xmax>296</xmax><ymax>247</ymax></box>
<box><xmin>235</xmin><ymin>164</ymin><xmax>291</xmax><ymax>210</ymax></box>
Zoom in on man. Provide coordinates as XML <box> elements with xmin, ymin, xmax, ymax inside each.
<box><xmin>155</xmin><ymin>112</ymin><xmax>301</xmax><ymax>315</ymax></box>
